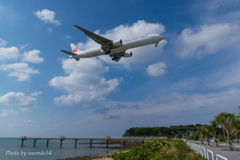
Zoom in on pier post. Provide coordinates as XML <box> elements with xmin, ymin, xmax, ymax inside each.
<box><xmin>74</xmin><ymin>139</ymin><xmax>78</xmax><ymax>148</ymax></box>
<box><xmin>33</xmin><ymin>139</ymin><xmax>37</xmax><ymax>147</ymax></box>
<box><xmin>60</xmin><ymin>140</ymin><xmax>63</xmax><ymax>148</ymax></box>
<box><xmin>20</xmin><ymin>137</ymin><xmax>27</xmax><ymax>147</ymax></box>
<box><xmin>142</xmin><ymin>139</ymin><xmax>144</xmax><ymax>144</ymax></box>
<box><xmin>106</xmin><ymin>139</ymin><xmax>109</xmax><ymax>148</ymax></box>
<box><xmin>90</xmin><ymin>139</ymin><xmax>92</xmax><ymax>148</ymax></box>
<box><xmin>21</xmin><ymin>139</ymin><xmax>24</xmax><ymax>146</ymax></box>
<box><xmin>123</xmin><ymin>140</ymin><xmax>126</xmax><ymax>148</ymax></box>
<box><xmin>59</xmin><ymin>136</ymin><xmax>65</xmax><ymax>148</ymax></box>
<box><xmin>46</xmin><ymin>139</ymin><xmax>50</xmax><ymax>147</ymax></box>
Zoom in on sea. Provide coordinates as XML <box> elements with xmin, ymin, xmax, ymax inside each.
<box><xmin>0</xmin><ymin>138</ymin><xmax>121</xmax><ymax>160</ymax></box>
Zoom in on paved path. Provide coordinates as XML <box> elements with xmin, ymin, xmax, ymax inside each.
<box><xmin>189</xmin><ymin>141</ymin><xmax>240</xmax><ymax>160</ymax></box>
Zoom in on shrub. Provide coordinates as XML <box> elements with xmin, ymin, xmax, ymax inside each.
<box><xmin>112</xmin><ymin>140</ymin><xmax>206</xmax><ymax>160</ymax></box>
<box><xmin>186</xmin><ymin>136</ymin><xmax>193</xmax><ymax>140</ymax></box>
<box><xmin>193</xmin><ymin>135</ymin><xmax>199</xmax><ymax>141</ymax></box>
<box><xmin>218</xmin><ymin>135</ymin><xmax>225</xmax><ymax>142</ymax></box>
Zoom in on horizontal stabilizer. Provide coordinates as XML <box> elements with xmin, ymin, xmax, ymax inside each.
<box><xmin>60</xmin><ymin>50</ymin><xmax>77</xmax><ymax>56</ymax></box>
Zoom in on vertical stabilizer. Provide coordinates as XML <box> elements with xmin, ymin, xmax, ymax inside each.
<box><xmin>70</xmin><ymin>43</ymin><xmax>81</xmax><ymax>54</ymax></box>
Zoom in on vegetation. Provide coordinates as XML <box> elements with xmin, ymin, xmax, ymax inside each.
<box><xmin>214</xmin><ymin>112</ymin><xmax>235</xmax><ymax>150</ymax></box>
<box><xmin>195</xmin><ymin>127</ymin><xmax>204</xmax><ymax>144</ymax></box>
<box><xmin>206</xmin><ymin>120</ymin><xmax>218</xmax><ymax>147</ymax></box>
<box><xmin>237</xmin><ymin>106</ymin><xmax>240</xmax><ymax>118</ymax></box>
<box><xmin>123</xmin><ymin>124</ymin><xmax>207</xmax><ymax>138</ymax></box>
<box><xmin>230</xmin><ymin>117</ymin><xmax>240</xmax><ymax>143</ymax></box>
<box><xmin>186</xmin><ymin>135</ymin><xmax>199</xmax><ymax>141</ymax></box>
<box><xmin>112</xmin><ymin>140</ymin><xmax>206</xmax><ymax>160</ymax></box>
<box><xmin>218</xmin><ymin>134</ymin><xmax>225</xmax><ymax>142</ymax></box>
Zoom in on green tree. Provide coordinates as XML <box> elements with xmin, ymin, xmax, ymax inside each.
<box><xmin>215</xmin><ymin>112</ymin><xmax>235</xmax><ymax>150</ymax></box>
<box><xmin>195</xmin><ymin>127</ymin><xmax>204</xmax><ymax>144</ymax></box>
<box><xmin>230</xmin><ymin>117</ymin><xmax>240</xmax><ymax>143</ymax></box>
<box><xmin>201</xmin><ymin>126</ymin><xmax>210</xmax><ymax>146</ymax></box>
<box><xmin>206</xmin><ymin>120</ymin><xmax>218</xmax><ymax>147</ymax></box>
<box><xmin>237</xmin><ymin>106</ymin><xmax>240</xmax><ymax>119</ymax></box>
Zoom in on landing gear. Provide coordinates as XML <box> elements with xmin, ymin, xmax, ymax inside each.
<box><xmin>105</xmin><ymin>48</ymin><xmax>111</xmax><ymax>54</ymax></box>
<box><xmin>111</xmin><ymin>55</ymin><xmax>122</xmax><ymax>62</ymax></box>
<box><xmin>155</xmin><ymin>42</ymin><xmax>159</xmax><ymax>47</ymax></box>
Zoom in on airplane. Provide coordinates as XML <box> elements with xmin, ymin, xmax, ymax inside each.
<box><xmin>60</xmin><ymin>25</ymin><xmax>165</xmax><ymax>62</ymax></box>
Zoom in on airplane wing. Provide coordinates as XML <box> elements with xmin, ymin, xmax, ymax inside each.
<box><xmin>74</xmin><ymin>25</ymin><xmax>114</xmax><ymax>48</ymax></box>
<box><xmin>60</xmin><ymin>50</ymin><xmax>77</xmax><ymax>56</ymax></box>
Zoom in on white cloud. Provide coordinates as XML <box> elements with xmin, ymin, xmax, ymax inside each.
<box><xmin>0</xmin><ymin>46</ymin><xmax>18</xmax><ymax>61</ymax></box>
<box><xmin>0</xmin><ymin>109</ymin><xmax>18</xmax><ymax>117</ymax></box>
<box><xmin>0</xmin><ymin>39</ymin><xmax>7</xmax><ymax>46</ymax></box>
<box><xmin>146</xmin><ymin>62</ymin><xmax>167</xmax><ymax>77</ymax></box>
<box><xmin>19</xmin><ymin>44</ymin><xmax>28</xmax><ymax>50</ymax></box>
<box><xmin>24</xmin><ymin>120</ymin><xmax>32</xmax><ymax>123</ymax></box>
<box><xmin>21</xmin><ymin>50</ymin><xmax>44</xmax><ymax>64</ymax></box>
<box><xmin>34</xmin><ymin>9</ymin><xmax>61</xmax><ymax>25</ymax></box>
<box><xmin>65</xmin><ymin>35</ymin><xmax>72</xmax><ymax>39</ymax></box>
<box><xmin>175</xmin><ymin>23</ymin><xmax>240</xmax><ymax>58</ymax></box>
<box><xmin>0</xmin><ymin>63</ymin><xmax>39</xmax><ymax>81</ymax></box>
<box><xmin>47</xmin><ymin>28</ymin><xmax>53</xmax><ymax>32</ymax></box>
<box><xmin>30</xmin><ymin>91</ymin><xmax>42</xmax><ymax>97</ymax></box>
<box><xmin>76</xmin><ymin>20</ymin><xmax>167</xmax><ymax>68</ymax></box>
<box><xmin>0</xmin><ymin>92</ymin><xmax>37</xmax><ymax>111</ymax></box>
<box><xmin>9</xmin><ymin>124</ymin><xmax>18</xmax><ymax>127</ymax></box>
<box><xmin>49</xmin><ymin>58</ymin><xmax>121</xmax><ymax>106</ymax></box>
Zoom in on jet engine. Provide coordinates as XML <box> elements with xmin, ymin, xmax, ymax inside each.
<box><xmin>112</xmin><ymin>39</ymin><xmax>122</xmax><ymax>47</ymax></box>
<box><xmin>123</xmin><ymin>52</ymin><xmax>132</xmax><ymax>58</ymax></box>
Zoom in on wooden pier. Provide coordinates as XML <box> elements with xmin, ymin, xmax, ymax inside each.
<box><xmin>20</xmin><ymin>137</ymin><xmax>162</xmax><ymax>148</ymax></box>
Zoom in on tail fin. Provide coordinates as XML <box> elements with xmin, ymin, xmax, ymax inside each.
<box><xmin>70</xmin><ymin>43</ymin><xmax>81</xmax><ymax>53</ymax></box>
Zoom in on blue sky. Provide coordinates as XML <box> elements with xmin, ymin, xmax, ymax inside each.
<box><xmin>0</xmin><ymin>0</ymin><xmax>240</xmax><ymax>137</ymax></box>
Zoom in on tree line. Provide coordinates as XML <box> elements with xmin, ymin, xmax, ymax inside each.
<box><xmin>123</xmin><ymin>124</ymin><xmax>222</xmax><ymax>138</ymax></box>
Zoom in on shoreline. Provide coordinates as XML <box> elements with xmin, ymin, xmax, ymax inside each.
<box><xmin>66</xmin><ymin>148</ymin><xmax>130</xmax><ymax>160</ymax></box>
<box><xmin>58</xmin><ymin>139</ymin><xmax>146</xmax><ymax>160</ymax></box>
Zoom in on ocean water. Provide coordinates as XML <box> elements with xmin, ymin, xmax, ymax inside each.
<box><xmin>0</xmin><ymin>138</ymin><xmax>121</xmax><ymax>160</ymax></box>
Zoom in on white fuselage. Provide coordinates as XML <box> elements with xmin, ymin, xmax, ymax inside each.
<box><xmin>71</xmin><ymin>34</ymin><xmax>165</xmax><ymax>59</ymax></box>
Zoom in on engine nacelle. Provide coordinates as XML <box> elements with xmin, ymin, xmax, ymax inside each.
<box><xmin>112</xmin><ymin>39</ymin><xmax>122</xmax><ymax>47</ymax></box>
<box><xmin>123</xmin><ymin>52</ymin><xmax>132</xmax><ymax>58</ymax></box>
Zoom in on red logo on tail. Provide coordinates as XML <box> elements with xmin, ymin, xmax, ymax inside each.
<box><xmin>73</xmin><ymin>47</ymin><xmax>77</xmax><ymax>53</ymax></box>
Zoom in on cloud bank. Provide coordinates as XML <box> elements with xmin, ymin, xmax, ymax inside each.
<box><xmin>21</xmin><ymin>50</ymin><xmax>44</xmax><ymax>64</ymax></box>
<box><xmin>0</xmin><ymin>46</ymin><xmax>19</xmax><ymax>61</ymax></box>
<box><xmin>0</xmin><ymin>92</ymin><xmax>37</xmax><ymax>111</ymax></box>
<box><xmin>49</xmin><ymin>58</ymin><xmax>121</xmax><ymax>106</ymax></box>
<box><xmin>175</xmin><ymin>23</ymin><xmax>240</xmax><ymax>58</ymax></box>
<box><xmin>0</xmin><ymin>63</ymin><xmax>39</xmax><ymax>81</ymax></box>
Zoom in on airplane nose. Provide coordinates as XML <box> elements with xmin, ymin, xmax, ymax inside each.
<box><xmin>161</xmin><ymin>35</ymin><xmax>165</xmax><ymax>40</ymax></box>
